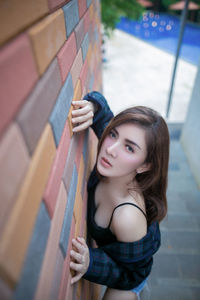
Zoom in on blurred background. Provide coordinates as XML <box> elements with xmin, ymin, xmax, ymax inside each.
<box><xmin>101</xmin><ymin>0</ymin><xmax>200</xmax><ymax>121</ymax></box>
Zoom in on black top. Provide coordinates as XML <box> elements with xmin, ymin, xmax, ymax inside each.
<box><xmin>87</xmin><ymin>180</ymin><xmax>147</xmax><ymax>247</ymax></box>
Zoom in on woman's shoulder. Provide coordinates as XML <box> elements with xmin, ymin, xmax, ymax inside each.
<box><xmin>110</xmin><ymin>200</ymin><xmax>147</xmax><ymax>243</ymax></box>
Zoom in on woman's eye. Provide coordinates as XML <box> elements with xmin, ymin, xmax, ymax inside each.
<box><xmin>126</xmin><ymin>145</ymin><xmax>134</xmax><ymax>153</ymax></box>
<box><xmin>109</xmin><ymin>131</ymin><xmax>116</xmax><ymax>138</ymax></box>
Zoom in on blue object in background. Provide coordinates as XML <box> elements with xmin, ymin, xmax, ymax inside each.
<box><xmin>116</xmin><ymin>13</ymin><xmax>200</xmax><ymax>66</ymax></box>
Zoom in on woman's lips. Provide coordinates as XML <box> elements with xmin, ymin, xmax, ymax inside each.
<box><xmin>101</xmin><ymin>157</ymin><xmax>112</xmax><ymax>168</ymax></box>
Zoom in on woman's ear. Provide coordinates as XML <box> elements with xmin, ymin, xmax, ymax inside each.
<box><xmin>136</xmin><ymin>163</ymin><xmax>151</xmax><ymax>174</ymax></box>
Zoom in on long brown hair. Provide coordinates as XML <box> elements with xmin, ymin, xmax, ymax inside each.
<box><xmin>97</xmin><ymin>106</ymin><xmax>170</xmax><ymax>225</ymax></box>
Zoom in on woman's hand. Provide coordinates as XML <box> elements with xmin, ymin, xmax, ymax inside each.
<box><xmin>71</xmin><ymin>100</ymin><xmax>96</xmax><ymax>133</ymax></box>
<box><xmin>70</xmin><ymin>237</ymin><xmax>90</xmax><ymax>284</ymax></box>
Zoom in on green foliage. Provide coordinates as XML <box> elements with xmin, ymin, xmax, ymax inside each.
<box><xmin>101</xmin><ymin>0</ymin><xmax>144</xmax><ymax>36</ymax></box>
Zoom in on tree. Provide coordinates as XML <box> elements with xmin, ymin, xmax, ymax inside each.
<box><xmin>101</xmin><ymin>0</ymin><xmax>144</xmax><ymax>36</ymax></box>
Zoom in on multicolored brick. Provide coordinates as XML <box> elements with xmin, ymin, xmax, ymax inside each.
<box><xmin>0</xmin><ymin>1</ymin><xmax>102</xmax><ymax>299</ymax></box>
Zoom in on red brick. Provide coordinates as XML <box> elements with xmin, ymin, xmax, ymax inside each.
<box><xmin>0</xmin><ymin>34</ymin><xmax>38</xmax><ymax>137</ymax></box>
<box><xmin>0</xmin><ymin>123</ymin><xmax>30</xmax><ymax>237</ymax></box>
<box><xmin>70</xmin><ymin>48</ymin><xmax>83</xmax><ymax>88</ymax></box>
<box><xmin>57</xmin><ymin>32</ymin><xmax>77</xmax><ymax>83</ymax></box>
<box><xmin>83</xmin><ymin>9</ymin><xmax>90</xmax><ymax>33</ymax></box>
<box><xmin>75</xmin><ymin>132</ymin><xmax>85</xmax><ymax>169</ymax></box>
<box><xmin>90</xmin><ymin>50</ymin><xmax>96</xmax><ymax>74</ymax></box>
<box><xmin>43</xmin><ymin>121</ymin><xmax>71</xmax><ymax>218</ymax></box>
<box><xmin>64</xmin><ymin>275</ymin><xmax>73</xmax><ymax>300</ymax></box>
<box><xmin>17</xmin><ymin>58</ymin><xmax>62</xmax><ymax>155</ymax></box>
<box><xmin>0</xmin><ymin>278</ymin><xmax>13</xmax><ymax>299</ymax></box>
<box><xmin>78</xmin><ymin>0</ymin><xmax>87</xmax><ymax>18</ymax></box>
<box><xmin>74</xmin><ymin>17</ymin><xmax>85</xmax><ymax>50</ymax></box>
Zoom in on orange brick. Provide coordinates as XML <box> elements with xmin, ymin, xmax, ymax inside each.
<box><xmin>89</xmin><ymin>3</ymin><xmax>94</xmax><ymax>22</ymax></box>
<box><xmin>0</xmin><ymin>0</ymin><xmax>49</xmax><ymax>46</ymax></box>
<box><xmin>28</xmin><ymin>9</ymin><xmax>66</xmax><ymax>75</ymax></box>
<box><xmin>86</xmin><ymin>44</ymin><xmax>92</xmax><ymax>69</ymax></box>
<box><xmin>83</xmin><ymin>279</ymin><xmax>91</xmax><ymax>300</ymax></box>
<box><xmin>76</xmin><ymin>279</ymin><xmax>83</xmax><ymax>299</ymax></box>
<box><xmin>0</xmin><ymin>124</ymin><xmax>56</xmax><ymax>287</ymax></box>
<box><xmin>68</xmin><ymin>80</ymin><xmax>82</xmax><ymax>136</ymax></box>
<box><xmin>93</xmin><ymin>283</ymin><xmax>101</xmax><ymax>300</ymax></box>
<box><xmin>74</xmin><ymin>194</ymin><xmax>83</xmax><ymax>237</ymax></box>
<box><xmin>35</xmin><ymin>182</ymin><xmax>67</xmax><ymax>300</ymax></box>
<box><xmin>73</xmin><ymin>79</ymin><xmax>82</xmax><ymax>101</ymax></box>
<box><xmin>76</xmin><ymin>155</ymin><xmax>84</xmax><ymax>198</ymax></box>
<box><xmin>0</xmin><ymin>123</ymin><xmax>30</xmax><ymax>236</ymax></box>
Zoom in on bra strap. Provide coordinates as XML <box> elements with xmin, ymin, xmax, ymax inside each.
<box><xmin>108</xmin><ymin>202</ymin><xmax>147</xmax><ymax>228</ymax></box>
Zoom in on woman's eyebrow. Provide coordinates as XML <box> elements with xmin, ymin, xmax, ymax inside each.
<box><xmin>125</xmin><ymin>138</ymin><xmax>141</xmax><ymax>150</ymax></box>
<box><xmin>114</xmin><ymin>128</ymin><xmax>141</xmax><ymax>150</ymax></box>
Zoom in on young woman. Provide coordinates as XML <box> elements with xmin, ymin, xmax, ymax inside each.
<box><xmin>69</xmin><ymin>91</ymin><xmax>169</xmax><ymax>300</ymax></box>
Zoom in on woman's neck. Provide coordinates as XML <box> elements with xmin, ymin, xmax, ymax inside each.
<box><xmin>102</xmin><ymin>174</ymin><xmax>137</xmax><ymax>200</ymax></box>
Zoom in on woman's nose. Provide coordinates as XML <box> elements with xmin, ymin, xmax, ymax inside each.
<box><xmin>106</xmin><ymin>142</ymin><xmax>118</xmax><ymax>158</ymax></box>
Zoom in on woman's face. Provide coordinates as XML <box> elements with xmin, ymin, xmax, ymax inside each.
<box><xmin>97</xmin><ymin>123</ymin><xmax>149</xmax><ymax>179</ymax></box>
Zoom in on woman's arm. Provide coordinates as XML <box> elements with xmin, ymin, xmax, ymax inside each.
<box><xmin>70</xmin><ymin>237</ymin><xmax>153</xmax><ymax>290</ymax></box>
<box><xmin>70</xmin><ymin>221</ymin><xmax>160</xmax><ymax>289</ymax></box>
<box><xmin>72</xmin><ymin>91</ymin><xmax>114</xmax><ymax>139</ymax></box>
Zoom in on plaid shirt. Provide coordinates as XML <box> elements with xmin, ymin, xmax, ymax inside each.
<box><xmin>83</xmin><ymin>91</ymin><xmax>161</xmax><ymax>290</ymax></box>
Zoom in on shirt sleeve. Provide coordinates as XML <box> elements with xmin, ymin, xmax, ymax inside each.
<box><xmin>83</xmin><ymin>246</ymin><xmax>152</xmax><ymax>290</ymax></box>
<box><xmin>83</xmin><ymin>91</ymin><xmax>114</xmax><ymax>139</ymax></box>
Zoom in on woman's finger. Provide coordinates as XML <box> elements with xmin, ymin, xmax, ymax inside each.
<box><xmin>71</xmin><ymin>273</ymin><xmax>82</xmax><ymax>285</ymax></box>
<box><xmin>72</xmin><ymin>238</ymin><xmax>86</xmax><ymax>254</ymax></box>
<box><xmin>72</xmin><ymin>100</ymin><xmax>87</xmax><ymax>107</ymax></box>
<box><xmin>77</xmin><ymin>237</ymin><xmax>87</xmax><ymax>246</ymax></box>
<box><xmin>70</xmin><ymin>261</ymin><xmax>82</xmax><ymax>272</ymax></box>
<box><xmin>70</xmin><ymin>250</ymin><xmax>83</xmax><ymax>263</ymax></box>
<box><xmin>72</xmin><ymin>102</ymin><xmax>93</xmax><ymax>116</ymax></box>
<box><xmin>72</xmin><ymin>110</ymin><xmax>93</xmax><ymax>125</ymax></box>
<box><xmin>72</xmin><ymin>119</ymin><xmax>93</xmax><ymax>133</ymax></box>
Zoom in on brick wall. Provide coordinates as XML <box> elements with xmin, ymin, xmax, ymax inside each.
<box><xmin>0</xmin><ymin>0</ymin><xmax>102</xmax><ymax>299</ymax></box>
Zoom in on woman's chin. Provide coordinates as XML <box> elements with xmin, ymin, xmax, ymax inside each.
<box><xmin>97</xmin><ymin>163</ymin><xmax>107</xmax><ymax>177</ymax></box>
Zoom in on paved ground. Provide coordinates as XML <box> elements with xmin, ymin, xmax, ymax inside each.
<box><xmin>102</xmin><ymin>30</ymin><xmax>200</xmax><ymax>299</ymax></box>
<box><xmin>102</xmin><ymin>29</ymin><xmax>197</xmax><ymax>122</ymax></box>
<box><xmin>143</xmin><ymin>124</ymin><xmax>200</xmax><ymax>300</ymax></box>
